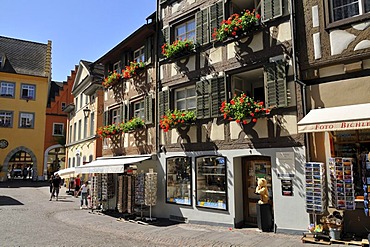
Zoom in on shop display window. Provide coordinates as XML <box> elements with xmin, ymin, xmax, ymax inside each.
<box><xmin>166</xmin><ymin>157</ymin><xmax>192</xmax><ymax>205</ymax></box>
<box><xmin>196</xmin><ymin>156</ymin><xmax>227</xmax><ymax>210</ymax></box>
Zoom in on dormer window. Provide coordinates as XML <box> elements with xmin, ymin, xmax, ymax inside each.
<box><xmin>134</xmin><ymin>46</ymin><xmax>145</xmax><ymax>63</ymax></box>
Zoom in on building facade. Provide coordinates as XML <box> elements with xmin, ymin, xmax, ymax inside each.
<box><xmin>43</xmin><ymin>67</ymin><xmax>77</xmax><ymax>179</ymax></box>
<box><xmin>0</xmin><ymin>36</ymin><xmax>51</xmax><ymax>181</ymax></box>
<box><xmin>154</xmin><ymin>0</ymin><xmax>308</xmax><ymax>232</ymax></box>
<box><xmin>297</xmin><ymin>0</ymin><xmax>370</xmax><ymax>236</ymax></box>
<box><xmin>64</xmin><ymin>61</ymin><xmax>104</xmax><ymax>174</ymax></box>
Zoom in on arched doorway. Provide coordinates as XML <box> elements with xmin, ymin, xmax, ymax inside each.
<box><xmin>2</xmin><ymin>146</ymin><xmax>37</xmax><ymax>181</ymax></box>
<box><xmin>44</xmin><ymin>144</ymin><xmax>65</xmax><ymax>180</ymax></box>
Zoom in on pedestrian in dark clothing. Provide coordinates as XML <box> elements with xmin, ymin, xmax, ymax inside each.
<box><xmin>50</xmin><ymin>174</ymin><xmax>62</xmax><ymax>201</ymax></box>
<box><xmin>49</xmin><ymin>175</ymin><xmax>54</xmax><ymax>194</ymax></box>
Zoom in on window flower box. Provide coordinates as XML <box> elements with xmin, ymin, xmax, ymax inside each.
<box><xmin>220</xmin><ymin>93</ymin><xmax>270</xmax><ymax>124</ymax></box>
<box><xmin>102</xmin><ymin>71</ymin><xmax>122</xmax><ymax>88</ymax></box>
<box><xmin>122</xmin><ymin>117</ymin><xmax>145</xmax><ymax>132</ymax></box>
<box><xmin>159</xmin><ymin>109</ymin><xmax>196</xmax><ymax>132</ymax></box>
<box><xmin>161</xmin><ymin>39</ymin><xmax>195</xmax><ymax>60</ymax></box>
<box><xmin>122</xmin><ymin>61</ymin><xmax>146</xmax><ymax>79</ymax></box>
<box><xmin>212</xmin><ymin>10</ymin><xmax>261</xmax><ymax>42</ymax></box>
<box><xmin>97</xmin><ymin>122</ymin><xmax>125</xmax><ymax>138</ymax></box>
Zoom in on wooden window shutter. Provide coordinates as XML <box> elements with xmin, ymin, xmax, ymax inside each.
<box><xmin>160</xmin><ymin>27</ymin><xmax>170</xmax><ymax>59</ymax></box>
<box><xmin>196</xmin><ymin>8</ymin><xmax>209</xmax><ymax>45</ymax></box>
<box><xmin>144</xmin><ymin>95</ymin><xmax>153</xmax><ymax>124</ymax></box>
<box><xmin>196</xmin><ymin>80</ymin><xmax>210</xmax><ymax>119</ymax></box>
<box><xmin>264</xmin><ymin>60</ymin><xmax>287</xmax><ymax>108</ymax></box>
<box><xmin>210</xmin><ymin>77</ymin><xmax>226</xmax><ymax>118</ymax></box>
<box><xmin>104</xmin><ymin>64</ymin><xmax>109</xmax><ymax>77</ymax></box>
<box><xmin>158</xmin><ymin>90</ymin><xmax>170</xmax><ymax>118</ymax></box>
<box><xmin>145</xmin><ymin>37</ymin><xmax>152</xmax><ymax>64</ymax></box>
<box><xmin>209</xmin><ymin>1</ymin><xmax>224</xmax><ymax>41</ymax></box>
<box><xmin>262</xmin><ymin>0</ymin><xmax>283</xmax><ymax>22</ymax></box>
<box><xmin>103</xmin><ymin>111</ymin><xmax>109</xmax><ymax>126</ymax></box>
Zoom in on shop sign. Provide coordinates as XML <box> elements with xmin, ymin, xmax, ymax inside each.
<box><xmin>281</xmin><ymin>179</ymin><xmax>293</xmax><ymax>196</ymax></box>
<box><xmin>299</xmin><ymin>120</ymin><xmax>370</xmax><ymax>133</ymax></box>
<box><xmin>0</xmin><ymin>139</ymin><xmax>8</xmax><ymax>149</ymax></box>
<box><xmin>276</xmin><ymin>152</ymin><xmax>295</xmax><ymax>179</ymax></box>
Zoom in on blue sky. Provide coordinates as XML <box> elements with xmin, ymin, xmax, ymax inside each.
<box><xmin>0</xmin><ymin>0</ymin><xmax>156</xmax><ymax>82</ymax></box>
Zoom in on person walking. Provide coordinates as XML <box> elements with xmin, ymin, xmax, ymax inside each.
<box><xmin>74</xmin><ymin>175</ymin><xmax>81</xmax><ymax>198</ymax></box>
<box><xmin>49</xmin><ymin>175</ymin><xmax>54</xmax><ymax>195</ymax></box>
<box><xmin>78</xmin><ymin>181</ymin><xmax>90</xmax><ymax>209</ymax></box>
<box><xmin>50</xmin><ymin>174</ymin><xmax>62</xmax><ymax>201</ymax></box>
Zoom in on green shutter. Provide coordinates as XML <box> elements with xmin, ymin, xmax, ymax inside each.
<box><xmin>264</xmin><ymin>60</ymin><xmax>287</xmax><ymax>108</ymax></box>
<box><xmin>196</xmin><ymin>8</ymin><xmax>209</xmax><ymax>45</ymax></box>
<box><xmin>104</xmin><ymin>64</ymin><xmax>109</xmax><ymax>76</ymax></box>
<box><xmin>144</xmin><ymin>95</ymin><xmax>153</xmax><ymax>124</ymax></box>
<box><xmin>103</xmin><ymin>111</ymin><xmax>109</xmax><ymax>126</ymax></box>
<box><xmin>120</xmin><ymin>104</ymin><xmax>125</xmax><ymax>123</ymax></box>
<box><xmin>262</xmin><ymin>0</ymin><xmax>283</xmax><ymax>22</ymax></box>
<box><xmin>162</xmin><ymin>27</ymin><xmax>170</xmax><ymax>45</ymax></box>
<box><xmin>196</xmin><ymin>80</ymin><xmax>210</xmax><ymax>119</ymax></box>
<box><xmin>210</xmin><ymin>77</ymin><xmax>226</xmax><ymax>118</ymax></box>
<box><xmin>209</xmin><ymin>1</ymin><xmax>224</xmax><ymax>41</ymax></box>
<box><xmin>145</xmin><ymin>37</ymin><xmax>152</xmax><ymax>64</ymax></box>
<box><xmin>158</xmin><ymin>90</ymin><xmax>170</xmax><ymax>118</ymax></box>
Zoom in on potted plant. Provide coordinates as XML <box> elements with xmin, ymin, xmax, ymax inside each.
<box><xmin>161</xmin><ymin>39</ymin><xmax>195</xmax><ymax>59</ymax></box>
<box><xmin>220</xmin><ymin>93</ymin><xmax>270</xmax><ymax>124</ymax></box>
<box><xmin>102</xmin><ymin>71</ymin><xmax>122</xmax><ymax>88</ymax></box>
<box><xmin>159</xmin><ymin>109</ymin><xmax>196</xmax><ymax>132</ymax></box>
<box><xmin>212</xmin><ymin>10</ymin><xmax>261</xmax><ymax>42</ymax></box>
<box><xmin>97</xmin><ymin>122</ymin><xmax>125</xmax><ymax>138</ymax></box>
<box><xmin>123</xmin><ymin>61</ymin><xmax>146</xmax><ymax>79</ymax></box>
<box><xmin>123</xmin><ymin>117</ymin><xmax>145</xmax><ymax>132</ymax></box>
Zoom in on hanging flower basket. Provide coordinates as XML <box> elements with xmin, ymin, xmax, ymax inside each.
<box><xmin>212</xmin><ymin>10</ymin><xmax>261</xmax><ymax>42</ymax></box>
<box><xmin>220</xmin><ymin>93</ymin><xmax>270</xmax><ymax>124</ymax></box>
<box><xmin>159</xmin><ymin>109</ymin><xmax>196</xmax><ymax>132</ymax></box>
<box><xmin>102</xmin><ymin>71</ymin><xmax>122</xmax><ymax>88</ymax></box>
<box><xmin>161</xmin><ymin>39</ymin><xmax>195</xmax><ymax>60</ymax></box>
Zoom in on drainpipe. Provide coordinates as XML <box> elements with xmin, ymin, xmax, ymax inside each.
<box><xmin>289</xmin><ymin>0</ymin><xmax>310</xmax><ymax>162</ymax></box>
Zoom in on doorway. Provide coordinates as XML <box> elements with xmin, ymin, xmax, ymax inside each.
<box><xmin>242</xmin><ymin>156</ymin><xmax>273</xmax><ymax>225</ymax></box>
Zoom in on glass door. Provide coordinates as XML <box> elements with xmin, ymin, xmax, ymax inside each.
<box><xmin>242</xmin><ymin>157</ymin><xmax>272</xmax><ymax>225</ymax></box>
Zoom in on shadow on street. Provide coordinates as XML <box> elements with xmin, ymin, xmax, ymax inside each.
<box><xmin>0</xmin><ymin>179</ymin><xmax>49</xmax><ymax>188</ymax></box>
<box><xmin>0</xmin><ymin>196</ymin><xmax>24</xmax><ymax>206</ymax></box>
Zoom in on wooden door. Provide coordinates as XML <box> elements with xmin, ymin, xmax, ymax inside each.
<box><xmin>242</xmin><ymin>157</ymin><xmax>272</xmax><ymax>225</ymax></box>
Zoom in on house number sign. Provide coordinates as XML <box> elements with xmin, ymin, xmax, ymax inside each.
<box><xmin>0</xmin><ymin>139</ymin><xmax>8</xmax><ymax>149</ymax></box>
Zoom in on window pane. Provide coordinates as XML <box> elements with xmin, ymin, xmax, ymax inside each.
<box><xmin>188</xmin><ymin>98</ymin><xmax>196</xmax><ymax>110</ymax></box>
<box><xmin>0</xmin><ymin>111</ymin><xmax>12</xmax><ymax>127</ymax></box>
<box><xmin>176</xmin><ymin>90</ymin><xmax>186</xmax><ymax>100</ymax></box>
<box><xmin>332</xmin><ymin>0</ymin><xmax>359</xmax><ymax>21</ymax></box>
<box><xmin>187</xmin><ymin>20</ymin><xmax>195</xmax><ymax>31</ymax></box>
<box><xmin>20</xmin><ymin>113</ymin><xmax>33</xmax><ymax>128</ymax></box>
<box><xmin>366</xmin><ymin>0</ymin><xmax>370</xmax><ymax>12</ymax></box>
<box><xmin>176</xmin><ymin>25</ymin><xmax>186</xmax><ymax>37</ymax></box>
<box><xmin>166</xmin><ymin>157</ymin><xmax>192</xmax><ymax>205</ymax></box>
<box><xmin>196</xmin><ymin>156</ymin><xmax>227</xmax><ymax>210</ymax></box>
<box><xmin>187</xmin><ymin>88</ymin><xmax>196</xmax><ymax>97</ymax></box>
<box><xmin>176</xmin><ymin>100</ymin><xmax>186</xmax><ymax>111</ymax></box>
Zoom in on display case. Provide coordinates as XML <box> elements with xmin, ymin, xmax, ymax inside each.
<box><xmin>305</xmin><ymin>162</ymin><xmax>326</xmax><ymax>214</ymax></box>
<box><xmin>361</xmin><ymin>153</ymin><xmax>370</xmax><ymax>216</ymax></box>
<box><xmin>166</xmin><ymin>157</ymin><xmax>191</xmax><ymax>205</ymax></box>
<box><xmin>329</xmin><ymin>157</ymin><xmax>355</xmax><ymax>210</ymax></box>
<box><xmin>196</xmin><ymin>156</ymin><xmax>227</xmax><ymax>210</ymax></box>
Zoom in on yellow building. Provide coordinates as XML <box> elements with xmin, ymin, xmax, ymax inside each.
<box><xmin>0</xmin><ymin>36</ymin><xmax>51</xmax><ymax>181</ymax></box>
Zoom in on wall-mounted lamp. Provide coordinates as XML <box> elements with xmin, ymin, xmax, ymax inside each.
<box><xmin>83</xmin><ymin>107</ymin><xmax>91</xmax><ymax>118</ymax></box>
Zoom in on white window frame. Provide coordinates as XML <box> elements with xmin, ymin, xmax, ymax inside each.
<box><xmin>74</xmin><ymin>122</ymin><xmax>77</xmax><ymax>142</ymax></box>
<box><xmin>175</xmin><ymin>86</ymin><xmax>196</xmax><ymax>111</ymax></box>
<box><xmin>113</xmin><ymin>61</ymin><xmax>121</xmax><ymax>73</ymax></box>
<box><xmin>0</xmin><ymin>110</ymin><xmax>13</xmax><ymax>128</ymax></box>
<box><xmin>1</xmin><ymin>82</ymin><xmax>15</xmax><ymax>97</ymax></box>
<box><xmin>78</xmin><ymin>119</ymin><xmax>82</xmax><ymax>140</ymax></box>
<box><xmin>19</xmin><ymin>112</ymin><xmax>34</xmax><ymax>128</ymax></box>
<box><xmin>133</xmin><ymin>101</ymin><xmax>145</xmax><ymax>119</ymax></box>
<box><xmin>52</xmin><ymin>123</ymin><xmax>64</xmax><ymax>136</ymax></box>
<box><xmin>80</xmin><ymin>94</ymin><xmax>83</xmax><ymax>109</ymax></box>
<box><xmin>331</xmin><ymin>0</ymin><xmax>369</xmax><ymax>21</ymax></box>
<box><xmin>90</xmin><ymin>112</ymin><xmax>95</xmax><ymax>137</ymax></box>
<box><xmin>20</xmin><ymin>84</ymin><xmax>35</xmax><ymax>100</ymax></box>
<box><xmin>175</xmin><ymin>19</ymin><xmax>196</xmax><ymax>42</ymax></box>
<box><xmin>111</xmin><ymin>108</ymin><xmax>121</xmax><ymax>124</ymax></box>
<box><xmin>75</xmin><ymin>98</ymin><xmax>79</xmax><ymax>110</ymax></box>
<box><xmin>84</xmin><ymin>117</ymin><xmax>88</xmax><ymax>139</ymax></box>
<box><xmin>134</xmin><ymin>46</ymin><xmax>145</xmax><ymax>63</ymax></box>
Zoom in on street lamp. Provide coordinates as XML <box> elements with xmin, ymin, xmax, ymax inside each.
<box><xmin>83</xmin><ymin>107</ymin><xmax>91</xmax><ymax>118</ymax></box>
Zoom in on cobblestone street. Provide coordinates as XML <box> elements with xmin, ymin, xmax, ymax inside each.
<box><xmin>0</xmin><ymin>180</ymin><xmax>347</xmax><ymax>247</ymax></box>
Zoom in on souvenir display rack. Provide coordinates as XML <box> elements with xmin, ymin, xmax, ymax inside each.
<box><xmin>329</xmin><ymin>157</ymin><xmax>355</xmax><ymax>210</ymax></box>
<box><xmin>305</xmin><ymin>162</ymin><xmax>326</xmax><ymax>214</ymax></box>
<box><xmin>133</xmin><ymin>172</ymin><xmax>157</xmax><ymax>220</ymax></box>
<box><xmin>361</xmin><ymin>153</ymin><xmax>370</xmax><ymax>216</ymax></box>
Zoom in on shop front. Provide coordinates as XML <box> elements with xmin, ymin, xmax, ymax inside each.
<box><xmin>298</xmin><ymin>103</ymin><xmax>370</xmax><ymax>239</ymax></box>
<box><xmin>75</xmin><ymin>155</ymin><xmax>158</xmax><ymax>219</ymax></box>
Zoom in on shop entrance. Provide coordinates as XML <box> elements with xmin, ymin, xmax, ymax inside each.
<box><xmin>242</xmin><ymin>156</ymin><xmax>273</xmax><ymax>225</ymax></box>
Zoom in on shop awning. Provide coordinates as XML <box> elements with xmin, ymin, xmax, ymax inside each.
<box><xmin>298</xmin><ymin>103</ymin><xmax>370</xmax><ymax>133</ymax></box>
<box><xmin>75</xmin><ymin>155</ymin><xmax>152</xmax><ymax>174</ymax></box>
<box><xmin>55</xmin><ymin>167</ymin><xmax>78</xmax><ymax>179</ymax></box>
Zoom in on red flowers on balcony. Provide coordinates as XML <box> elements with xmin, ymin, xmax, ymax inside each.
<box><xmin>102</xmin><ymin>61</ymin><xmax>145</xmax><ymax>88</ymax></box>
<box><xmin>161</xmin><ymin>39</ymin><xmax>195</xmax><ymax>59</ymax></box>
<box><xmin>159</xmin><ymin>109</ymin><xmax>196</xmax><ymax>132</ymax></box>
<box><xmin>220</xmin><ymin>93</ymin><xmax>270</xmax><ymax>124</ymax></box>
<box><xmin>212</xmin><ymin>9</ymin><xmax>261</xmax><ymax>42</ymax></box>
<box><xmin>102</xmin><ymin>71</ymin><xmax>122</xmax><ymax>88</ymax></box>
